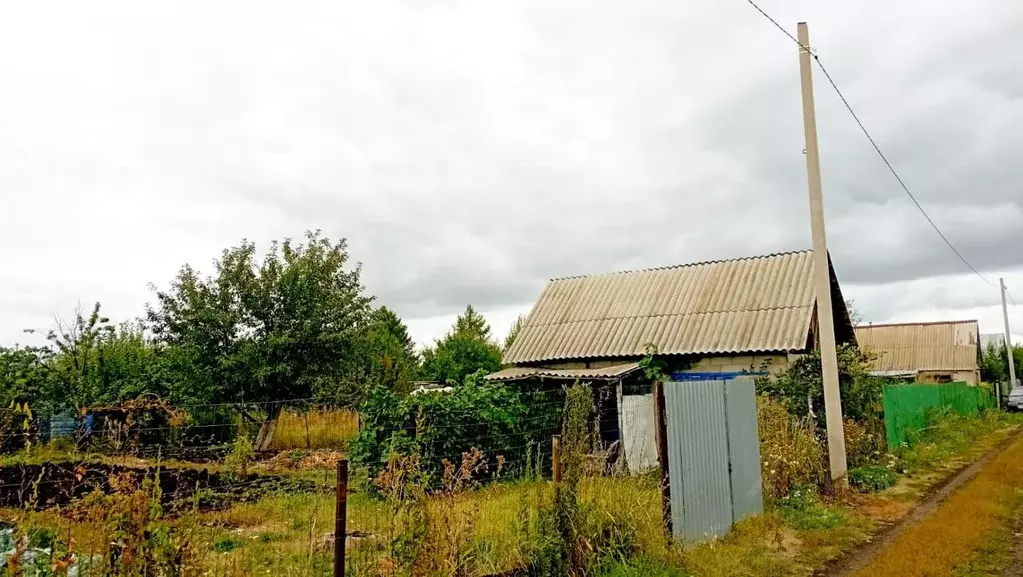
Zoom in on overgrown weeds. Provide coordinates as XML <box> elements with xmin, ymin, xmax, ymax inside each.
<box><xmin>774</xmin><ymin>485</ymin><xmax>846</xmax><ymax>531</ymax></box>
<box><xmin>897</xmin><ymin>408</ymin><xmax>1020</xmax><ymax>472</ymax></box>
<box><xmin>221</xmin><ymin>434</ymin><xmax>254</xmax><ymax>481</ymax></box>
<box><xmin>757</xmin><ymin>397</ymin><xmax>826</xmax><ymax>500</ymax></box>
<box><xmin>268</xmin><ymin>408</ymin><xmax>359</xmax><ymax>450</ymax></box>
<box><xmin>848</xmin><ymin>465</ymin><xmax>896</xmax><ymax>492</ymax></box>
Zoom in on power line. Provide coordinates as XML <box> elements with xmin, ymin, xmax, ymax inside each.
<box><xmin>744</xmin><ymin>0</ymin><xmax>997</xmax><ymax>289</ymax></box>
<box><xmin>1006</xmin><ymin>287</ymin><xmax>1023</xmax><ymax>326</ymax></box>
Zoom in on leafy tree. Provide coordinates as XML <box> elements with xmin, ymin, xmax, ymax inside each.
<box><xmin>354</xmin><ymin>306</ymin><xmax>420</xmax><ymax>396</ymax></box>
<box><xmin>0</xmin><ymin>346</ymin><xmax>52</xmax><ymax>405</ymax></box>
<box><xmin>147</xmin><ymin>231</ymin><xmax>374</xmax><ymax>407</ymax></box>
<box><xmin>351</xmin><ymin>374</ymin><xmax>529</xmax><ymax>481</ymax></box>
<box><xmin>420</xmin><ymin>305</ymin><xmax>503</xmax><ymax>385</ymax></box>
<box><xmin>40</xmin><ymin>302</ymin><xmax>115</xmax><ymax>407</ymax></box>
<box><xmin>453</xmin><ymin>304</ymin><xmax>492</xmax><ymax>341</ymax></box>
<box><xmin>756</xmin><ymin>344</ymin><xmax>883</xmax><ymax>426</ymax></box>
<box><xmin>981</xmin><ymin>341</ymin><xmax>1023</xmax><ymax>384</ymax></box>
<box><xmin>87</xmin><ymin>321</ymin><xmax>171</xmax><ymax>404</ymax></box>
<box><xmin>19</xmin><ymin>305</ymin><xmax>170</xmax><ymax>408</ymax></box>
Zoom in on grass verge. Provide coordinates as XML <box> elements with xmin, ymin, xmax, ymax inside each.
<box><xmin>3</xmin><ymin>412</ymin><xmax>1021</xmax><ymax>576</ymax></box>
<box><xmin>852</xmin><ymin>429</ymin><xmax>1023</xmax><ymax>576</ymax></box>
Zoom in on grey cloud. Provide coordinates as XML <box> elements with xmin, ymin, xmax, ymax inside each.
<box><xmin>2</xmin><ymin>0</ymin><xmax>1023</xmax><ymax>347</ymax></box>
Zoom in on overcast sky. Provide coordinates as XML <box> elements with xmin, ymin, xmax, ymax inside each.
<box><xmin>2</xmin><ymin>0</ymin><xmax>1022</xmax><ymax>349</ymax></box>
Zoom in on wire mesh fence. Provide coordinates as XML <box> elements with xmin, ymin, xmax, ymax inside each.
<box><xmin>0</xmin><ymin>382</ymin><xmax>664</xmax><ymax>576</ymax></box>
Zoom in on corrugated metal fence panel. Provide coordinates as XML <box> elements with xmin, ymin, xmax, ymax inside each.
<box><xmin>665</xmin><ymin>379</ymin><xmax>733</xmax><ymax>543</ymax></box>
<box><xmin>725</xmin><ymin>377</ymin><xmax>763</xmax><ymax>522</ymax></box>
<box><xmin>883</xmin><ymin>382</ymin><xmax>993</xmax><ymax>448</ymax></box>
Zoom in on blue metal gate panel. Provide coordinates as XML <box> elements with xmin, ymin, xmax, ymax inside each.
<box><xmin>725</xmin><ymin>377</ymin><xmax>764</xmax><ymax>522</ymax></box>
<box><xmin>665</xmin><ymin>379</ymin><xmax>733</xmax><ymax>543</ymax></box>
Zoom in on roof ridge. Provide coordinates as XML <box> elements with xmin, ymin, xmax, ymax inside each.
<box><xmin>549</xmin><ymin>249</ymin><xmax>813</xmax><ymax>281</ymax></box>
<box><xmin>856</xmin><ymin>319</ymin><xmax>979</xmax><ymax>329</ymax></box>
<box><xmin>521</xmin><ymin>306</ymin><xmax>812</xmax><ymax>327</ymax></box>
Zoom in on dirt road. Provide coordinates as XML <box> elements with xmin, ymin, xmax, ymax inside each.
<box><xmin>828</xmin><ymin>429</ymin><xmax>1023</xmax><ymax>577</ymax></box>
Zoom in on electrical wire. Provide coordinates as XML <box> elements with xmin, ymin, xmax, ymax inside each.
<box><xmin>1006</xmin><ymin>287</ymin><xmax>1020</xmax><ymax>310</ymax></box>
<box><xmin>744</xmin><ymin>0</ymin><xmax>997</xmax><ymax>288</ymax></box>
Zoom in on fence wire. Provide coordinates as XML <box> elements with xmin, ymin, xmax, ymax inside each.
<box><xmin>0</xmin><ymin>384</ymin><xmax>663</xmax><ymax>576</ymax></box>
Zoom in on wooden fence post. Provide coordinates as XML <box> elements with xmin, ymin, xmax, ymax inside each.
<box><xmin>335</xmin><ymin>459</ymin><xmax>348</xmax><ymax>577</ymax></box>
<box><xmin>654</xmin><ymin>380</ymin><xmax>672</xmax><ymax>537</ymax></box>
<box><xmin>552</xmin><ymin>435</ymin><xmax>562</xmax><ymax>482</ymax></box>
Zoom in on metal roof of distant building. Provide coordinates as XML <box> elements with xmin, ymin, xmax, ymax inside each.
<box><xmin>854</xmin><ymin>320</ymin><xmax>981</xmax><ymax>372</ymax></box>
<box><xmin>503</xmin><ymin>250</ymin><xmax>852</xmax><ymax>364</ymax></box>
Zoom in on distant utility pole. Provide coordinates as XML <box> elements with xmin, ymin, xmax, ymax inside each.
<box><xmin>797</xmin><ymin>22</ymin><xmax>847</xmax><ymax>483</ymax></box>
<box><xmin>1001</xmin><ymin>278</ymin><xmax>1018</xmax><ymax>389</ymax></box>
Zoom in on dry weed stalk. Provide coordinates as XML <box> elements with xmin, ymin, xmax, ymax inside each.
<box><xmin>430</xmin><ymin>448</ymin><xmax>488</xmax><ymax>576</ymax></box>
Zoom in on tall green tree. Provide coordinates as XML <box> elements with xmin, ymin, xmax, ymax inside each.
<box><xmin>756</xmin><ymin>344</ymin><xmax>883</xmax><ymax>426</ymax></box>
<box><xmin>355</xmin><ymin>306</ymin><xmax>420</xmax><ymax>396</ymax></box>
<box><xmin>420</xmin><ymin>305</ymin><xmax>503</xmax><ymax>385</ymax></box>
<box><xmin>981</xmin><ymin>341</ymin><xmax>1023</xmax><ymax>384</ymax></box>
<box><xmin>147</xmin><ymin>231</ymin><xmax>374</xmax><ymax>407</ymax></box>
<box><xmin>12</xmin><ymin>304</ymin><xmax>169</xmax><ymax>409</ymax></box>
<box><xmin>42</xmin><ymin>302</ymin><xmax>115</xmax><ymax>407</ymax></box>
<box><xmin>0</xmin><ymin>345</ymin><xmax>52</xmax><ymax>405</ymax></box>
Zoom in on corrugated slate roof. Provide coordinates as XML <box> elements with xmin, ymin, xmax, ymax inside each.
<box><xmin>484</xmin><ymin>363</ymin><xmax>641</xmax><ymax>382</ymax></box>
<box><xmin>854</xmin><ymin>320</ymin><xmax>981</xmax><ymax>372</ymax></box>
<box><xmin>504</xmin><ymin>250</ymin><xmax>845</xmax><ymax>364</ymax></box>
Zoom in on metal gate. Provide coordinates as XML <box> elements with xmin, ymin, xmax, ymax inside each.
<box><xmin>663</xmin><ymin>373</ymin><xmax>764</xmax><ymax>543</ymax></box>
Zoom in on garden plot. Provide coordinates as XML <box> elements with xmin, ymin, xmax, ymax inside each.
<box><xmin>0</xmin><ymin>461</ymin><xmax>318</xmax><ymax>511</ymax></box>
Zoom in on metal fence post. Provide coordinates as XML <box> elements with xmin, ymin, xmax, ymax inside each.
<box><xmin>552</xmin><ymin>435</ymin><xmax>562</xmax><ymax>482</ymax></box>
<box><xmin>335</xmin><ymin>459</ymin><xmax>348</xmax><ymax>577</ymax></box>
<box><xmin>654</xmin><ymin>380</ymin><xmax>672</xmax><ymax>537</ymax></box>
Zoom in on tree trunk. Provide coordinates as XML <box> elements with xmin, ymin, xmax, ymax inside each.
<box><xmin>254</xmin><ymin>405</ymin><xmax>282</xmax><ymax>451</ymax></box>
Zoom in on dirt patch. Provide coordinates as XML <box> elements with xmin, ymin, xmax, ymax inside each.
<box><xmin>766</xmin><ymin>528</ymin><xmax>804</xmax><ymax>559</ymax></box>
<box><xmin>850</xmin><ymin>495</ymin><xmax>914</xmax><ymax>524</ymax></box>
<box><xmin>0</xmin><ymin>462</ymin><xmax>316</xmax><ymax>511</ymax></box>
<box><xmin>822</xmin><ymin>427</ymin><xmax>1023</xmax><ymax>576</ymax></box>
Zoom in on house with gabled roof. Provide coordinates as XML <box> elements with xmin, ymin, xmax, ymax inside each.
<box><xmin>485</xmin><ymin>249</ymin><xmax>856</xmax><ymax>471</ymax></box>
<box><xmin>490</xmin><ymin>249</ymin><xmax>855</xmax><ymax>379</ymax></box>
<box><xmin>854</xmin><ymin>320</ymin><xmax>981</xmax><ymax>384</ymax></box>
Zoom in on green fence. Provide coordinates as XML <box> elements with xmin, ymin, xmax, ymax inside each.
<box><xmin>883</xmin><ymin>382</ymin><xmax>995</xmax><ymax>448</ymax></box>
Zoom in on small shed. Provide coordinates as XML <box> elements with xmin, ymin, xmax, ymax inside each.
<box><xmin>854</xmin><ymin>320</ymin><xmax>982</xmax><ymax>384</ymax></box>
<box><xmin>487</xmin><ymin>250</ymin><xmax>856</xmax><ymax>470</ymax></box>
<box><xmin>499</xmin><ymin>249</ymin><xmax>854</xmax><ymax>375</ymax></box>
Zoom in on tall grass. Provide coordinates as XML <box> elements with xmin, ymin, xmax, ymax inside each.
<box><xmin>757</xmin><ymin>397</ymin><xmax>826</xmax><ymax>500</ymax></box>
<box><xmin>898</xmin><ymin>408</ymin><xmax>1023</xmax><ymax>472</ymax></box>
<box><xmin>268</xmin><ymin>408</ymin><xmax>359</xmax><ymax>450</ymax></box>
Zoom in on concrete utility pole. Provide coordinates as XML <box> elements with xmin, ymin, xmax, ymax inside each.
<box><xmin>797</xmin><ymin>22</ymin><xmax>847</xmax><ymax>483</ymax></box>
<box><xmin>1001</xmin><ymin>278</ymin><xmax>1018</xmax><ymax>390</ymax></box>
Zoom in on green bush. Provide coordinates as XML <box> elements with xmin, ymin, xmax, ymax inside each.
<box><xmin>351</xmin><ymin>373</ymin><xmax>561</xmax><ymax>482</ymax></box>
<box><xmin>775</xmin><ymin>485</ymin><xmax>846</xmax><ymax>531</ymax></box>
<box><xmin>758</xmin><ymin>397</ymin><xmax>826</xmax><ymax>499</ymax></box>
<box><xmin>212</xmin><ymin>535</ymin><xmax>241</xmax><ymax>553</ymax></box>
<box><xmin>848</xmin><ymin>465</ymin><xmax>896</xmax><ymax>492</ymax></box>
<box><xmin>756</xmin><ymin>345</ymin><xmax>886</xmax><ymax>428</ymax></box>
